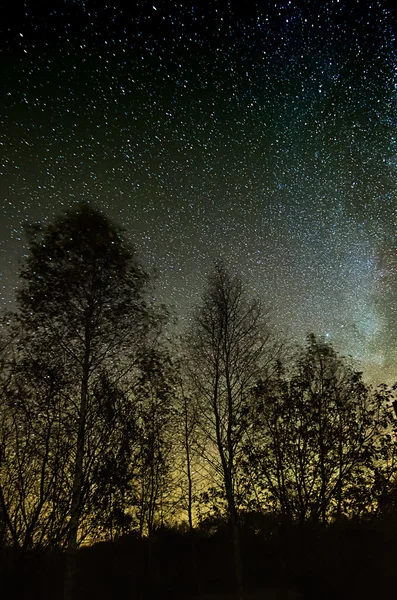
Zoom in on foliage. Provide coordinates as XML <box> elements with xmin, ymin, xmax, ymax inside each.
<box><xmin>243</xmin><ymin>335</ymin><xmax>397</xmax><ymax>523</ymax></box>
<box><xmin>18</xmin><ymin>203</ymin><xmax>148</xmax><ymax>348</ymax></box>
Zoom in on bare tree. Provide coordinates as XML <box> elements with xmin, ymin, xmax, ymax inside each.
<box><xmin>186</xmin><ymin>264</ymin><xmax>279</xmax><ymax>600</ymax></box>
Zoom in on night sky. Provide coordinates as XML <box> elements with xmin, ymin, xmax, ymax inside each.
<box><xmin>1</xmin><ymin>0</ymin><xmax>397</xmax><ymax>382</ymax></box>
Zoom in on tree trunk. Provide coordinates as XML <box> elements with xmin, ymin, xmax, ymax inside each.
<box><xmin>63</xmin><ymin>349</ymin><xmax>90</xmax><ymax>600</ymax></box>
<box><xmin>184</xmin><ymin>395</ymin><xmax>194</xmax><ymax>533</ymax></box>
<box><xmin>227</xmin><ymin>487</ymin><xmax>244</xmax><ymax>600</ymax></box>
<box><xmin>224</xmin><ymin>471</ymin><xmax>244</xmax><ymax>600</ymax></box>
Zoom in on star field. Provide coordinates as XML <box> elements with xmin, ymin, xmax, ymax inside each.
<box><xmin>1</xmin><ymin>1</ymin><xmax>397</xmax><ymax>381</ymax></box>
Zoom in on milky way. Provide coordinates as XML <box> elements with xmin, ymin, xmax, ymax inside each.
<box><xmin>1</xmin><ymin>1</ymin><xmax>397</xmax><ymax>381</ymax></box>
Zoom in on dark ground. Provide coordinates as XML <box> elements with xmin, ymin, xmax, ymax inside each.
<box><xmin>2</xmin><ymin>516</ymin><xmax>397</xmax><ymax>599</ymax></box>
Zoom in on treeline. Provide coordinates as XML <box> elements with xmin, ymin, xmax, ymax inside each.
<box><xmin>1</xmin><ymin>204</ymin><xmax>397</xmax><ymax>599</ymax></box>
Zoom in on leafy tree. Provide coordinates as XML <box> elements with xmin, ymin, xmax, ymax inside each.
<box><xmin>14</xmin><ymin>203</ymin><xmax>149</xmax><ymax>598</ymax></box>
<box><xmin>245</xmin><ymin>335</ymin><xmax>396</xmax><ymax>524</ymax></box>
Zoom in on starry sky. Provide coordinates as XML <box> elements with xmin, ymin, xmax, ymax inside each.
<box><xmin>1</xmin><ymin>0</ymin><xmax>397</xmax><ymax>382</ymax></box>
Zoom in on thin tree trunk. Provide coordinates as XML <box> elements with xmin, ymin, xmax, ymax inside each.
<box><xmin>183</xmin><ymin>394</ymin><xmax>194</xmax><ymax>533</ymax></box>
<box><xmin>63</xmin><ymin>346</ymin><xmax>90</xmax><ymax>600</ymax></box>
<box><xmin>226</xmin><ymin>480</ymin><xmax>244</xmax><ymax>600</ymax></box>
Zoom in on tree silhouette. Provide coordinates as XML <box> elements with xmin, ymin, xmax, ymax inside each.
<box><xmin>15</xmin><ymin>203</ymin><xmax>149</xmax><ymax>599</ymax></box>
<box><xmin>133</xmin><ymin>346</ymin><xmax>177</xmax><ymax>538</ymax></box>
<box><xmin>245</xmin><ymin>335</ymin><xmax>396</xmax><ymax>524</ymax></box>
<box><xmin>175</xmin><ymin>378</ymin><xmax>198</xmax><ymax>533</ymax></box>
<box><xmin>0</xmin><ymin>348</ymin><xmax>73</xmax><ymax>550</ymax></box>
<box><xmin>186</xmin><ymin>263</ymin><xmax>279</xmax><ymax>599</ymax></box>
<box><xmin>85</xmin><ymin>372</ymin><xmax>137</xmax><ymax>542</ymax></box>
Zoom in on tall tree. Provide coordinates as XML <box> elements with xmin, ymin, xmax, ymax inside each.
<box><xmin>186</xmin><ymin>264</ymin><xmax>279</xmax><ymax>600</ymax></box>
<box><xmin>15</xmin><ymin>204</ymin><xmax>149</xmax><ymax>598</ymax></box>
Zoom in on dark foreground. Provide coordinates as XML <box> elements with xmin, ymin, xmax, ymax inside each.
<box><xmin>2</xmin><ymin>516</ymin><xmax>397</xmax><ymax>599</ymax></box>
